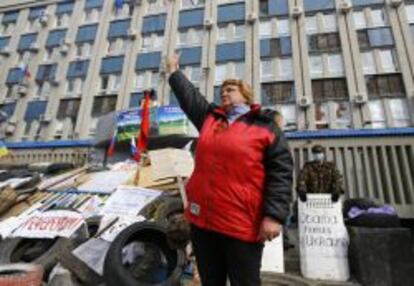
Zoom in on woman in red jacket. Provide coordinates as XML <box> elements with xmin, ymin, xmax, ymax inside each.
<box><xmin>167</xmin><ymin>54</ymin><xmax>293</xmax><ymax>286</ymax></box>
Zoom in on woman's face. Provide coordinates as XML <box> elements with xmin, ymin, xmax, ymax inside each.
<box><xmin>221</xmin><ymin>84</ymin><xmax>246</xmax><ymax>110</ymax></box>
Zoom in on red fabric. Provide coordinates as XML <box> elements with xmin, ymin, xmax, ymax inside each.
<box><xmin>137</xmin><ymin>92</ymin><xmax>151</xmax><ymax>154</ymax></box>
<box><xmin>184</xmin><ymin>109</ymin><xmax>276</xmax><ymax>242</ymax></box>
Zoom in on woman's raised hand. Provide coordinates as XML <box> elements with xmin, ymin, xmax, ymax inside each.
<box><xmin>166</xmin><ymin>53</ymin><xmax>180</xmax><ymax>74</ymax></box>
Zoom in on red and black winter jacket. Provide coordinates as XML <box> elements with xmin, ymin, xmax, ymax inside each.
<box><xmin>169</xmin><ymin>71</ymin><xmax>293</xmax><ymax>243</ymax></box>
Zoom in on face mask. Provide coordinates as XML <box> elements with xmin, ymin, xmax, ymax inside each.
<box><xmin>312</xmin><ymin>153</ymin><xmax>325</xmax><ymax>162</ymax></box>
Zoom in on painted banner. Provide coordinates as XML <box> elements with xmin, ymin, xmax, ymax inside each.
<box><xmin>298</xmin><ymin>194</ymin><xmax>350</xmax><ymax>281</ymax></box>
<box><xmin>115</xmin><ymin>105</ymin><xmax>190</xmax><ymax>142</ymax></box>
<box><xmin>13</xmin><ymin>210</ymin><xmax>85</xmax><ymax>239</ymax></box>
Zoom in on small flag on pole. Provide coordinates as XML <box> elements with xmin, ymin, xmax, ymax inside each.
<box><xmin>130</xmin><ymin>137</ymin><xmax>140</xmax><ymax>161</ymax></box>
<box><xmin>18</xmin><ymin>63</ymin><xmax>31</xmax><ymax>80</ymax></box>
<box><xmin>107</xmin><ymin>129</ymin><xmax>117</xmax><ymax>157</ymax></box>
<box><xmin>0</xmin><ymin>141</ymin><xmax>9</xmax><ymax>158</ymax></box>
<box><xmin>114</xmin><ymin>0</ymin><xmax>124</xmax><ymax>12</ymax></box>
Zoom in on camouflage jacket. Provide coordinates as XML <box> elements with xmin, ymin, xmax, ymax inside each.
<box><xmin>296</xmin><ymin>161</ymin><xmax>344</xmax><ymax>195</ymax></box>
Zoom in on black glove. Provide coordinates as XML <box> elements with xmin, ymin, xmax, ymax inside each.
<box><xmin>298</xmin><ymin>192</ymin><xmax>307</xmax><ymax>202</ymax></box>
<box><xmin>331</xmin><ymin>193</ymin><xmax>340</xmax><ymax>202</ymax></box>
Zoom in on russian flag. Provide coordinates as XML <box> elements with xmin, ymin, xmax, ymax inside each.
<box><xmin>107</xmin><ymin>130</ymin><xmax>117</xmax><ymax>157</ymax></box>
<box><xmin>130</xmin><ymin>137</ymin><xmax>140</xmax><ymax>161</ymax></box>
<box><xmin>18</xmin><ymin>63</ymin><xmax>31</xmax><ymax>80</ymax></box>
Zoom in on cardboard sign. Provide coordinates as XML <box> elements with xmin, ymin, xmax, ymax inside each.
<box><xmin>99</xmin><ymin>186</ymin><xmax>161</xmax><ymax>217</ymax></box>
<box><xmin>298</xmin><ymin>194</ymin><xmax>350</xmax><ymax>281</ymax></box>
<box><xmin>73</xmin><ymin>238</ymin><xmax>111</xmax><ymax>275</ymax></box>
<box><xmin>13</xmin><ymin>210</ymin><xmax>85</xmax><ymax>239</ymax></box>
<box><xmin>149</xmin><ymin>148</ymin><xmax>194</xmax><ymax>181</ymax></box>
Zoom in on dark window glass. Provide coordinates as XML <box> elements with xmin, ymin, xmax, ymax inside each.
<box><xmin>92</xmin><ymin>95</ymin><xmax>117</xmax><ymax>117</ymax></box>
<box><xmin>366</xmin><ymin>74</ymin><xmax>405</xmax><ymax>98</ymax></box>
<box><xmin>358</xmin><ymin>27</ymin><xmax>394</xmax><ymax>49</ymax></box>
<box><xmin>261</xmin><ymin>82</ymin><xmax>295</xmax><ymax>105</ymax></box>
<box><xmin>308</xmin><ymin>33</ymin><xmax>341</xmax><ymax>53</ymax></box>
<box><xmin>259</xmin><ymin>0</ymin><xmax>269</xmax><ymax>17</ymax></box>
<box><xmin>57</xmin><ymin>99</ymin><xmax>80</xmax><ymax>119</ymax></box>
<box><xmin>312</xmin><ymin>78</ymin><xmax>348</xmax><ymax>101</ymax></box>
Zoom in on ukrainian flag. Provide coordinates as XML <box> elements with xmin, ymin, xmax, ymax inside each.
<box><xmin>0</xmin><ymin>141</ymin><xmax>9</xmax><ymax>158</ymax></box>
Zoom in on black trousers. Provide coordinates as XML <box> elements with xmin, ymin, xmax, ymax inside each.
<box><xmin>191</xmin><ymin>225</ymin><xmax>264</xmax><ymax>286</ymax></box>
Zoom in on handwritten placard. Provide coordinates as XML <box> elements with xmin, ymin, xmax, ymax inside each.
<box><xmin>13</xmin><ymin>210</ymin><xmax>85</xmax><ymax>239</ymax></box>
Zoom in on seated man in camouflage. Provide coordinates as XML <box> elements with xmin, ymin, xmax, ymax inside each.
<box><xmin>296</xmin><ymin>145</ymin><xmax>344</xmax><ymax>202</ymax></box>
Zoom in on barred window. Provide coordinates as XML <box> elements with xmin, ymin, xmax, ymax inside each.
<box><xmin>366</xmin><ymin>74</ymin><xmax>405</xmax><ymax>98</ymax></box>
<box><xmin>312</xmin><ymin>78</ymin><xmax>348</xmax><ymax>102</ymax></box>
<box><xmin>308</xmin><ymin>33</ymin><xmax>341</xmax><ymax>53</ymax></box>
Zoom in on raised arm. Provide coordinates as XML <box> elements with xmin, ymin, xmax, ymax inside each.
<box><xmin>167</xmin><ymin>54</ymin><xmax>210</xmax><ymax>131</ymax></box>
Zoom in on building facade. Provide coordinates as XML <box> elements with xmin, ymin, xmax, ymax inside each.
<box><xmin>0</xmin><ymin>0</ymin><xmax>413</xmax><ymax>142</ymax></box>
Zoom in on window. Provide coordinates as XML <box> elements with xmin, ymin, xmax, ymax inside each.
<box><xmin>189</xmin><ymin>66</ymin><xmax>201</xmax><ymax>83</ymax></box>
<box><xmin>181</xmin><ymin>0</ymin><xmax>205</xmax><ymax>9</ymax></box>
<box><xmin>217</xmin><ymin>23</ymin><xmax>245</xmax><ymax>43</ymax></box>
<box><xmin>66</xmin><ymin>79</ymin><xmax>75</xmax><ymax>93</ymax></box>
<box><xmin>259</xmin><ymin>0</ymin><xmax>269</xmax><ymax>16</ymax></box>
<box><xmin>111</xmin><ymin>74</ymin><xmax>122</xmax><ymax>91</ymax></box>
<box><xmin>259</xmin><ymin>20</ymin><xmax>272</xmax><ymax>38</ymax></box>
<box><xmin>327</xmin><ymin>54</ymin><xmax>344</xmax><ymax>76</ymax></box>
<box><xmin>37</xmin><ymin>82</ymin><xmax>51</xmax><ymax>97</ymax></box>
<box><xmin>378</xmin><ymin>50</ymin><xmax>397</xmax><ymax>73</ymax></box>
<box><xmin>366</xmin><ymin>74</ymin><xmax>405</xmax><ymax>98</ymax></box>
<box><xmin>218</xmin><ymin>26</ymin><xmax>227</xmax><ymax>42</ymax></box>
<box><xmin>215</xmin><ymin>64</ymin><xmax>228</xmax><ymax>84</ymax></box>
<box><xmin>141</xmin><ymin>34</ymin><xmax>163</xmax><ymax>51</ymax></box>
<box><xmin>44</xmin><ymin>49</ymin><xmax>52</xmax><ymax>61</ymax></box>
<box><xmin>370</xmin><ymin>9</ymin><xmax>387</xmax><ymax>27</ymax></box>
<box><xmin>234</xmin><ymin>25</ymin><xmax>245</xmax><ymax>40</ymax></box>
<box><xmin>261</xmin><ymin>60</ymin><xmax>273</xmax><ymax>80</ymax></box>
<box><xmin>178</xmin><ymin>29</ymin><xmax>203</xmax><ymax>47</ymax></box>
<box><xmin>334</xmin><ymin>101</ymin><xmax>351</xmax><ymax>129</ymax></box>
<box><xmin>389</xmin><ymin>98</ymin><xmax>410</xmax><ymax>127</ymax></box>
<box><xmin>353</xmin><ymin>11</ymin><xmax>367</xmax><ymax>29</ymax></box>
<box><xmin>309</xmin><ymin>56</ymin><xmax>323</xmax><ymax>77</ymax></box>
<box><xmin>234</xmin><ymin>62</ymin><xmax>245</xmax><ymax>80</ymax></box>
<box><xmin>261</xmin><ymin>37</ymin><xmax>292</xmax><ymax>58</ymax></box>
<box><xmin>276</xmin><ymin>19</ymin><xmax>289</xmax><ymax>36</ymax></box>
<box><xmin>261</xmin><ymin>82</ymin><xmax>295</xmax><ymax>105</ymax></box>
<box><xmin>322</xmin><ymin>14</ymin><xmax>337</xmax><ymax>32</ymax></box>
<box><xmin>150</xmin><ymin>71</ymin><xmax>159</xmax><ymax>88</ymax></box>
<box><xmin>308</xmin><ymin>33</ymin><xmax>341</xmax><ymax>53</ymax></box>
<box><xmin>101</xmin><ymin>75</ymin><xmax>109</xmax><ymax>90</ymax></box>
<box><xmin>305</xmin><ymin>16</ymin><xmax>318</xmax><ymax>34</ymax></box>
<box><xmin>361</xmin><ymin>51</ymin><xmax>376</xmax><ymax>74</ymax></box>
<box><xmin>312</xmin><ymin>78</ymin><xmax>348</xmax><ymax>101</ymax></box>
<box><xmin>357</xmin><ymin>27</ymin><xmax>394</xmax><ymax>49</ymax></box>
<box><xmin>368</xmin><ymin>100</ymin><xmax>386</xmax><ymax>128</ymax></box>
<box><xmin>406</xmin><ymin>5</ymin><xmax>414</xmax><ymax>23</ymax></box>
<box><xmin>91</xmin><ymin>95</ymin><xmax>117</xmax><ymax>117</ymax></box>
<box><xmin>278</xmin><ymin>58</ymin><xmax>293</xmax><ymax>80</ymax></box>
<box><xmin>135</xmin><ymin>73</ymin><xmax>145</xmax><ymax>89</ymax></box>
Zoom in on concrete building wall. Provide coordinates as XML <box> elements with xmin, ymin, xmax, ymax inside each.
<box><xmin>0</xmin><ymin>0</ymin><xmax>413</xmax><ymax>142</ymax></box>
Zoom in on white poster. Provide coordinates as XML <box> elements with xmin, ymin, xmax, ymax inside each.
<box><xmin>299</xmin><ymin>194</ymin><xmax>350</xmax><ymax>281</ymax></box>
<box><xmin>261</xmin><ymin>231</ymin><xmax>284</xmax><ymax>273</ymax></box>
<box><xmin>13</xmin><ymin>210</ymin><xmax>85</xmax><ymax>239</ymax></box>
<box><xmin>99</xmin><ymin>186</ymin><xmax>161</xmax><ymax>217</ymax></box>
